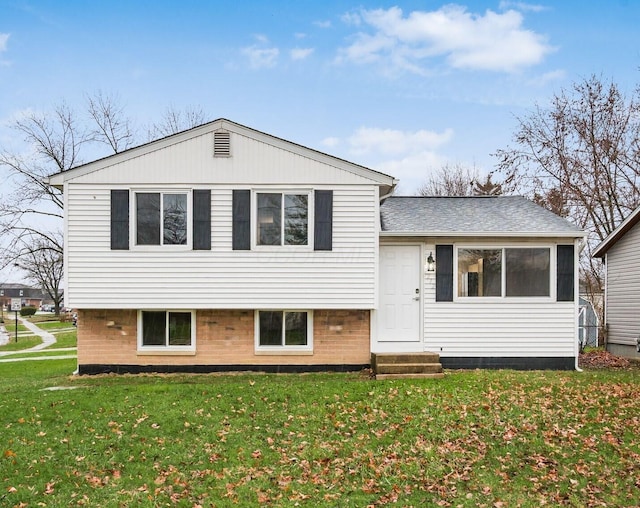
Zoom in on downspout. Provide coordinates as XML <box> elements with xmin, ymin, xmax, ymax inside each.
<box><xmin>575</xmin><ymin>237</ymin><xmax>584</xmax><ymax>372</ymax></box>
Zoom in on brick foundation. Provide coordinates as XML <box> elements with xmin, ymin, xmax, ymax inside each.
<box><xmin>77</xmin><ymin>309</ymin><xmax>370</xmax><ymax>374</ymax></box>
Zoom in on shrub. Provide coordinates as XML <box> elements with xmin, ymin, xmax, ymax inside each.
<box><xmin>19</xmin><ymin>306</ymin><xmax>37</xmax><ymax>317</ymax></box>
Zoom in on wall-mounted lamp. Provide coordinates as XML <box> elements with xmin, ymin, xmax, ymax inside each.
<box><xmin>426</xmin><ymin>252</ymin><xmax>436</xmax><ymax>272</ymax></box>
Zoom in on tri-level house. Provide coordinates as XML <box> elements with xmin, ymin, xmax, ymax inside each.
<box><xmin>49</xmin><ymin>119</ymin><xmax>586</xmax><ymax>375</ymax></box>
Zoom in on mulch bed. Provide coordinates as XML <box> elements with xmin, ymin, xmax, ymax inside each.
<box><xmin>579</xmin><ymin>349</ymin><xmax>634</xmax><ymax>369</ymax></box>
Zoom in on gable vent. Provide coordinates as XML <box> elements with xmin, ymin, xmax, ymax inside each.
<box><xmin>214</xmin><ymin>130</ymin><xmax>231</xmax><ymax>157</ymax></box>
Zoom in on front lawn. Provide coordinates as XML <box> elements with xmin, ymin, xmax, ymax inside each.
<box><xmin>0</xmin><ymin>363</ymin><xmax>638</xmax><ymax>507</ymax></box>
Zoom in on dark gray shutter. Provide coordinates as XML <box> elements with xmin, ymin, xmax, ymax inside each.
<box><xmin>192</xmin><ymin>189</ymin><xmax>211</xmax><ymax>250</ymax></box>
<box><xmin>232</xmin><ymin>189</ymin><xmax>251</xmax><ymax>250</ymax></box>
<box><xmin>110</xmin><ymin>190</ymin><xmax>129</xmax><ymax>250</ymax></box>
<box><xmin>435</xmin><ymin>245</ymin><xmax>454</xmax><ymax>302</ymax></box>
<box><xmin>557</xmin><ymin>244</ymin><xmax>575</xmax><ymax>301</ymax></box>
<box><xmin>314</xmin><ymin>190</ymin><xmax>333</xmax><ymax>251</ymax></box>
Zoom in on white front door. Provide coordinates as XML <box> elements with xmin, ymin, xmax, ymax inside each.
<box><xmin>377</xmin><ymin>245</ymin><xmax>422</xmax><ymax>344</ymax></box>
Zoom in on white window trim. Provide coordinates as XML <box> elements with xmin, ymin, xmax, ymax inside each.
<box><xmin>131</xmin><ymin>189</ymin><xmax>193</xmax><ymax>250</ymax></box>
<box><xmin>137</xmin><ymin>309</ymin><xmax>196</xmax><ymax>354</ymax></box>
<box><xmin>454</xmin><ymin>244</ymin><xmax>556</xmax><ymax>302</ymax></box>
<box><xmin>251</xmin><ymin>189</ymin><xmax>314</xmax><ymax>251</ymax></box>
<box><xmin>254</xmin><ymin>310</ymin><xmax>314</xmax><ymax>355</ymax></box>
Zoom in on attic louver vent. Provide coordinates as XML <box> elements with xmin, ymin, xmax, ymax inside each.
<box><xmin>214</xmin><ymin>130</ymin><xmax>231</xmax><ymax>157</ymax></box>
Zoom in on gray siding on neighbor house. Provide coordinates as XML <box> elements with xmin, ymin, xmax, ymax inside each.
<box><xmin>604</xmin><ymin>220</ymin><xmax>640</xmax><ymax>347</ymax></box>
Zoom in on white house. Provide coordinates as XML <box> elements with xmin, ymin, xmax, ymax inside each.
<box><xmin>593</xmin><ymin>206</ymin><xmax>640</xmax><ymax>359</ymax></box>
<box><xmin>48</xmin><ymin>119</ymin><xmax>586</xmax><ymax>375</ymax></box>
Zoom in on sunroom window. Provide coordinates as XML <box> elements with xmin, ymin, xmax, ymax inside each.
<box><xmin>256</xmin><ymin>193</ymin><xmax>308</xmax><ymax>246</ymax></box>
<box><xmin>458</xmin><ymin>249</ymin><xmax>502</xmax><ymax>297</ymax></box>
<box><xmin>505</xmin><ymin>248</ymin><xmax>550</xmax><ymax>297</ymax></box>
<box><xmin>136</xmin><ymin>192</ymin><xmax>188</xmax><ymax>246</ymax></box>
<box><xmin>457</xmin><ymin>247</ymin><xmax>551</xmax><ymax>298</ymax></box>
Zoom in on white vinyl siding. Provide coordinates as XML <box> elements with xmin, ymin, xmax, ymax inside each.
<box><xmin>63</xmin><ymin>129</ymin><xmax>383</xmax><ymax>187</ymax></box>
<box><xmin>604</xmin><ymin>223</ymin><xmax>640</xmax><ymax>346</ymax></box>
<box><xmin>65</xmin><ymin>184</ymin><xmax>377</xmax><ymax>309</ymax></box>
<box><xmin>421</xmin><ymin>241</ymin><xmax>576</xmax><ymax>358</ymax></box>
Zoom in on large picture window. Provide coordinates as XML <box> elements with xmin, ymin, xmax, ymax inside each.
<box><xmin>256</xmin><ymin>310</ymin><xmax>312</xmax><ymax>350</ymax></box>
<box><xmin>256</xmin><ymin>193</ymin><xmax>308</xmax><ymax>246</ymax></box>
<box><xmin>136</xmin><ymin>192</ymin><xmax>188</xmax><ymax>246</ymax></box>
<box><xmin>457</xmin><ymin>247</ymin><xmax>551</xmax><ymax>298</ymax></box>
<box><xmin>139</xmin><ymin>310</ymin><xmax>194</xmax><ymax>350</ymax></box>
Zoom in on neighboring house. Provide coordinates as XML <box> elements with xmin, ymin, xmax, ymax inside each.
<box><xmin>48</xmin><ymin>119</ymin><xmax>586</xmax><ymax>374</ymax></box>
<box><xmin>593</xmin><ymin>207</ymin><xmax>640</xmax><ymax>359</ymax></box>
<box><xmin>0</xmin><ymin>284</ymin><xmax>47</xmax><ymax>310</ymax></box>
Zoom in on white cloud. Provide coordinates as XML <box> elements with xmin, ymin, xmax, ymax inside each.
<box><xmin>528</xmin><ymin>69</ymin><xmax>566</xmax><ymax>87</ymax></box>
<box><xmin>337</xmin><ymin>5</ymin><xmax>553</xmax><ymax>75</ymax></box>
<box><xmin>242</xmin><ymin>45</ymin><xmax>279</xmax><ymax>69</ymax></box>
<box><xmin>290</xmin><ymin>47</ymin><xmax>314</xmax><ymax>61</ymax></box>
<box><xmin>332</xmin><ymin>126</ymin><xmax>455</xmax><ymax>193</ymax></box>
<box><xmin>313</xmin><ymin>20</ymin><xmax>332</xmax><ymax>29</ymax></box>
<box><xmin>499</xmin><ymin>1</ymin><xmax>548</xmax><ymax>13</ymax></box>
<box><xmin>321</xmin><ymin>136</ymin><xmax>341</xmax><ymax>148</ymax></box>
<box><xmin>294</xmin><ymin>32</ymin><xmax>307</xmax><ymax>40</ymax></box>
<box><xmin>347</xmin><ymin>126</ymin><xmax>453</xmax><ymax>157</ymax></box>
<box><xmin>340</xmin><ymin>12</ymin><xmax>361</xmax><ymax>26</ymax></box>
<box><xmin>0</xmin><ymin>33</ymin><xmax>9</xmax><ymax>52</ymax></box>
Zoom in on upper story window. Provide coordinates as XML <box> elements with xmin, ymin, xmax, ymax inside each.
<box><xmin>457</xmin><ymin>247</ymin><xmax>550</xmax><ymax>298</ymax></box>
<box><xmin>136</xmin><ymin>192</ymin><xmax>188</xmax><ymax>246</ymax></box>
<box><xmin>256</xmin><ymin>192</ymin><xmax>309</xmax><ymax>246</ymax></box>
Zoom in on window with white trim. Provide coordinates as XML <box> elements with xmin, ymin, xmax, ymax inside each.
<box><xmin>138</xmin><ymin>310</ymin><xmax>195</xmax><ymax>351</ymax></box>
<box><xmin>256</xmin><ymin>192</ymin><xmax>309</xmax><ymax>246</ymax></box>
<box><xmin>255</xmin><ymin>310</ymin><xmax>313</xmax><ymax>350</ymax></box>
<box><xmin>135</xmin><ymin>191</ymin><xmax>189</xmax><ymax>246</ymax></box>
<box><xmin>457</xmin><ymin>247</ymin><xmax>551</xmax><ymax>298</ymax></box>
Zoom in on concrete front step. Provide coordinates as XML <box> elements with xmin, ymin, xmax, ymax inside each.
<box><xmin>375</xmin><ymin>362</ymin><xmax>443</xmax><ymax>375</ymax></box>
<box><xmin>375</xmin><ymin>372</ymin><xmax>445</xmax><ymax>380</ymax></box>
<box><xmin>371</xmin><ymin>352</ymin><xmax>444</xmax><ymax>380</ymax></box>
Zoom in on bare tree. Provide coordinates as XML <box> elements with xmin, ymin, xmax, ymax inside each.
<box><xmin>0</xmin><ymin>94</ymin><xmax>136</xmax><ymax>273</ymax></box>
<box><xmin>473</xmin><ymin>173</ymin><xmax>503</xmax><ymax>196</ymax></box>
<box><xmin>418</xmin><ymin>163</ymin><xmax>480</xmax><ymax>196</ymax></box>
<box><xmin>0</xmin><ymin>95</ymin><xmax>208</xmax><ymax>279</ymax></box>
<box><xmin>148</xmin><ymin>104</ymin><xmax>207</xmax><ymax>140</ymax></box>
<box><xmin>86</xmin><ymin>90</ymin><xmax>136</xmax><ymax>153</ymax></box>
<box><xmin>14</xmin><ymin>235</ymin><xmax>64</xmax><ymax>315</ymax></box>
<box><xmin>494</xmin><ymin>74</ymin><xmax>640</xmax><ymax>329</ymax></box>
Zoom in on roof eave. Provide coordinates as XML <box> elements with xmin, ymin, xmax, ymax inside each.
<box><xmin>380</xmin><ymin>231</ymin><xmax>587</xmax><ymax>238</ymax></box>
<box><xmin>593</xmin><ymin>205</ymin><xmax>640</xmax><ymax>258</ymax></box>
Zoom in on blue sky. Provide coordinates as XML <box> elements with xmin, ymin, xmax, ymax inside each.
<box><xmin>1</xmin><ymin>0</ymin><xmax>639</xmax><ymax>196</ymax></box>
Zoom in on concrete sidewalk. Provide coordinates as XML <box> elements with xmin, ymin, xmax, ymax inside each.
<box><xmin>0</xmin><ymin>316</ymin><xmax>58</xmax><ymax>357</ymax></box>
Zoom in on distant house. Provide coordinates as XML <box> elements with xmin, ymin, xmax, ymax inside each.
<box><xmin>48</xmin><ymin>119</ymin><xmax>586</xmax><ymax>375</ymax></box>
<box><xmin>0</xmin><ymin>284</ymin><xmax>48</xmax><ymax>310</ymax></box>
<box><xmin>593</xmin><ymin>206</ymin><xmax>640</xmax><ymax>359</ymax></box>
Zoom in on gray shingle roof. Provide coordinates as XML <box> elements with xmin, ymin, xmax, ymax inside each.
<box><xmin>380</xmin><ymin>196</ymin><xmax>584</xmax><ymax>236</ymax></box>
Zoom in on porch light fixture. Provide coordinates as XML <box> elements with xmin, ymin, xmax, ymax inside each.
<box><xmin>426</xmin><ymin>252</ymin><xmax>436</xmax><ymax>272</ymax></box>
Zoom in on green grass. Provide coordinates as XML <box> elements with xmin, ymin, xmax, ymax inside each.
<box><xmin>33</xmin><ymin>320</ymin><xmax>75</xmax><ymax>331</ymax></box>
<box><xmin>0</xmin><ymin>366</ymin><xmax>639</xmax><ymax>507</ymax></box>
<box><xmin>47</xmin><ymin>330</ymin><xmax>77</xmax><ymax>349</ymax></box>
<box><xmin>2</xmin><ymin>322</ymin><xmax>28</xmax><ymax>334</ymax></box>
<box><xmin>0</xmin><ymin>335</ymin><xmax>43</xmax><ymax>351</ymax></box>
